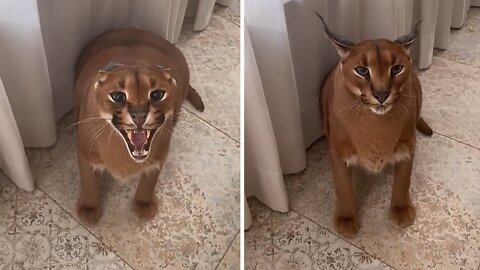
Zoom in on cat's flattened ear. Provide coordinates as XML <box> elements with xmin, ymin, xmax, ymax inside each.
<box><xmin>94</xmin><ymin>74</ymin><xmax>109</xmax><ymax>89</ymax></box>
<box><xmin>154</xmin><ymin>64</ymin><xmax>176</xmax><ymax>87</ymax></box>
<box><xmin>394</xmin><ymin>20</ymin><xmax>422</xmax><ymax>52</ymax></box>
<box><xmin>99</xmin><ymin>62</ymin><xmax>123</xmax><ymax>73</ymax></box>
<box><xmin>95</xmin><ymin>62</ymin><xmax>122</xmax><ymax>88</ymax></box>
<box><xmin>154</xmin><ymin>64</ymin><xmax>167</xmax><ymax>70</ymax></box>
<box><xmin>164</xmin><ymin>71</ymin><xmax>176</xmax><ymax>88</ymax></box>
<box><xmin>316</xmin><ymin>13</ymin><xmax>355</xmax><ymax>59</ymax></box>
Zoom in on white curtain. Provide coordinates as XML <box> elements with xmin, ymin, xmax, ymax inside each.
<box><xmin>0</xmin><ymin>0</ymin><xmax>220</xmax><ymax>190</ymax></box>
<box><xmin>0</xmin><ymin>78</ymin><xmax>34</xmax><ymax>192</ymax></box>
<box><xmin>244</xmin><ymin>0</ymin><xmax>479</xmax><ymax>229</ymax></box>
<box><xmin>244</xmin><ymin>28</ymin><xmax>290</xmax><ymax>228</ymax></box>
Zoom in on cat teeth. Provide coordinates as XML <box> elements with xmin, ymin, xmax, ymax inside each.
<box><xmin>146</xmin><ymin>129</ymin><xmax>151</xmax><ymax>138</ymax></box>
<box><xmin>132</xmin><ymin>149</ymin><xmax>148</xmax><ymax>157</ymax></box>
<box><xmin>126</xmin><ymin>130</ymin><xmax>133</xmax><ymax>141</ymax></box>
<box><xmin>133</xmin><ymin>129</ymin><xmax>145</xmax><ymax>134</ymax></box>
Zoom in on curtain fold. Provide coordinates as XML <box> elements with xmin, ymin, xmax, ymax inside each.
<box><xmin>0</xmin><ymin>0</ymin><xmax>57</xmax><ymax>147</ymax></box>
<box><xmin>245</xmin><ymin>29</ymin><xmax>289</xmax><ymax>215</ymax></box>
<box><xmin>245</xmin><ymin>0</ymin><xmax>478</xmax><ymax>229</ymax></box>
<box><xmin>245</xmin><ymin>0</ymin><xmax>307</xmax><ymax>175</ymax></box>
<box><xmin>0</xmin><ymin>78</ymin><xmax>34</xmax><ymax>191</ymax></box>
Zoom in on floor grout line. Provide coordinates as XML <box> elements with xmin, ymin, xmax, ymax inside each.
<box><xmin>37</xmin><ymin>186</ymin><xmax>136</xmax><ymax>270</ymax></box>
<box><xmin>432</xmin><ymin>131</ymin><xmax>480</xmax><ymax>152</ymax></box>
<box><xmin>290</xmin><ymin>209</ymin><xmax>399</xmax><ymax>270</ymax></box>
<box><xmin>214</xmin><ymin>229</ymin><xmax>240</xmax><ymax>269</ymax></box>
<box><xmin>182</xmin><ymin>107</ymin><xmax>240</xmax><ymax>144</ymax></box>
<box><xmin>434</xmin><ymin>52</ymin><xmax>480</xmax><ymax>70</ymax></box>
<box><xmin>215</xmin><ymin>11</ymin><xmax>240</xmax><ymax>27</ymax></box>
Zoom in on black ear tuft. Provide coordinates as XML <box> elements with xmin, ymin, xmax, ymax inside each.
<box><xmin>154</xmin><ymin>64</ymin><xmax>171</xmax><ymax>71</ymax></box>
<box><xmin>99</xmin><ymin>62</ymin><xmax>122</xmax><ymax>73</ymax></box>
<box><xmin>315</xmin><ymin>13</ymin><xmax>355</xmax><ymax>58</ymax></box>
<box><xmin>394</xmin><ymin>20</ymin><xmax>422</xmax><ymax>48</ymax></box>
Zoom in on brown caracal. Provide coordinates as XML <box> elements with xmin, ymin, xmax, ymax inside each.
<box><xmin>318</xmin><ymin>14</ymin><xmax>432</xmax><ymax>238</ymax></box>
<box><xmin>74</xmin><ymin>28</ymin><xmax>204</xmax><ymax>224</ymax></box>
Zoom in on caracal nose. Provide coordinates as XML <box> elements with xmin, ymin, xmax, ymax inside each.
<box><xmin>373</xmin><ymin>90</ymin><xmax>390</xmax><ymax>104</ymax></box>
<box><xmin>130</xmin><ymin>111</ymin><xmax>147</xmax><ymax>128</ymax></box>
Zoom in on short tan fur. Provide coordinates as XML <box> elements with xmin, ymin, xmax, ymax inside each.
<box><xmin>74</xmin><ymin>28</ymin><xmax>204</xmax><ymax>224</ymax></box>
<box><xmin>318</xmin><ymin>14</ymin><xmax>432</xmax><ymax>237</ymax></box>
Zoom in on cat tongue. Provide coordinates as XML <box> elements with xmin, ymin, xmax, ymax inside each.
<box><xmin>131</xmin><ymin>130</ymin><xmax>147</xmax><ymax>148</ymax></box>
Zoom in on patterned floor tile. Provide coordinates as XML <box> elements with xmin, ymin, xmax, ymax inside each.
<box><xmin>245</xmin><ymin>199</ymin><xmax>392</xmax><ymax>270</ymax></box>
<box><xmin>177</xmin><ymin>15</ymin><xmax>240</xmax><ymax>140</ymax></box>
<box><xmin>284</xmin><ymin>133</ymin><xmax>480</xmax><ymax>269</ymax></box>
<box><xmin>26</xmin><ymin>109</ymin><xmax>240</xmax><ymax>269</ymax></box>
<box><xmin>435</xmin><ymin>8</ymin><xmax>480</xmax><ymax>67</ymax></box>
<box><xmin>244</xmin><ymin>200</ymin><xmax>275</xmax><ymax>270</ymax></box>
<box><xmin>0</xmin><ymin>174</ymin><xmax>130</xmax><ymax>269</ymax></box>
<box><xmin>217</xmin><ymin>231</ymin><xmax>240</xmax><ymax>270</ymax></box>
<box><xmin>214</xmin><ymin>1</ymin><xmax>240</xmax><ymax>26</ymax></box>
<box><xmin>418</xmin><ymin>57</ymin><xmax>480</xmax><ymax>149</ymax></box>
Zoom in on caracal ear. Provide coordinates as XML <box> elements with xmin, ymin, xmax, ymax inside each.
<box><xmin>153</xmin><ymin>64</ymin><xmax>176</xmax><ymax>88</ymax></box>
<box><xmin>394</xmin><ymin>20</ymin><xmax>422</xmax><ymax>54</ymax></box>
<box><xmin>99</xmin><ymin>62</ymin><xmax>123</xmax><ymax>73</ymax></box>
<box><xmin>95</xmin><ymin>62</ymin><xmax>123</xmax><ymax>88</ymax></box>
<box><xmin>316</xmin><ymin>13</ymin><xmax>355</xmax><ymax>59</ymax></box>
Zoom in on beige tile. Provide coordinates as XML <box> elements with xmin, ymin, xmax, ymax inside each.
<box><xmin>0</xmin><ymin>175</ymin><xmax>130</xmax><ymax>269</ymax></box>
<box><xmin>177</xmin><ymin>15</ymin><xmax>240</xmax><ymax>140</ymax></box>
<box><xmin>435</xmin><ymin>8</ymin><xmax>480</xmax><ymax>67</ymax></box>
<box><xmin>245</xmin><ymin>199</ymin><xmax>392</xmax><ymax>270</ymax></box>
<box><xmin>27</xmin><ymin>110</ymin><xmax>239</xmax><ymax>269</ymax></box>
<box><xmin>0</xmin><ymin>175</ymin><xmax>16</xmax><ymax>240</ymax></box>
<box><xmin>214</xmin><ymin>1</ymin><xmax>240</xmax><ymax>26</ymax></box>
<box><xmin>418</xmin><ymin>57</ymin><xmax>480</xmax><ymax>149</ymax></box>
<box><xmin>217</xmin><ymin>232</ymin><xmax>240</xmax><ymax>270</ymax></box>
<box><xmin>244</xmin><ymin>200</ymin><xmax>275</xmax><ymax>270</ymax></box>
<box><xmin>285</xmin><ymin>133</ymin><xmax>480</xmax><ymax>269</ymax></box>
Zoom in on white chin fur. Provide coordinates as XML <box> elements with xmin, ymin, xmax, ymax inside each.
<box><xmin>369</xmin><ymin>106</ymin><xmax>391</xmax><ymax>115</ymax></box>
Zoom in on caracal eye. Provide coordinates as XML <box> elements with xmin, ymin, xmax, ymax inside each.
<box><xmin>390</xmin><ymin>64</ymin><xmax>404</xmax><ymax>75</ymax></box>
<box><xmin>354</xmin><ymin>66</ymin><xmax>369</xmax><ymax>77</ymax></box>
<box><xmin>110</xmin><ymin>91</ymin><xmax>126</xmax><ymax>103</ymax></box>
<box><xmin>150</xmin><ymin>89</ymin><xmax>166</xmax><ymax>102</ymax></box>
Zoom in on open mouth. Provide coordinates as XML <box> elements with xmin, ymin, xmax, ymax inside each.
<box><xmin>118</xmin><ymin>128</ymin><xmax>157</xmax><ymax>161</ymax></box>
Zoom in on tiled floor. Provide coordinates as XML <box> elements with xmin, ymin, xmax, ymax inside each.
<box><xmin>245</xmin><ymin>7</ymin><xmax>480</xmax><ymax>270</ymax></box>
<box><xmin>0</xmin><ymin>3</ymin><xmax>239</xmax><ymax>270</ymax></box>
